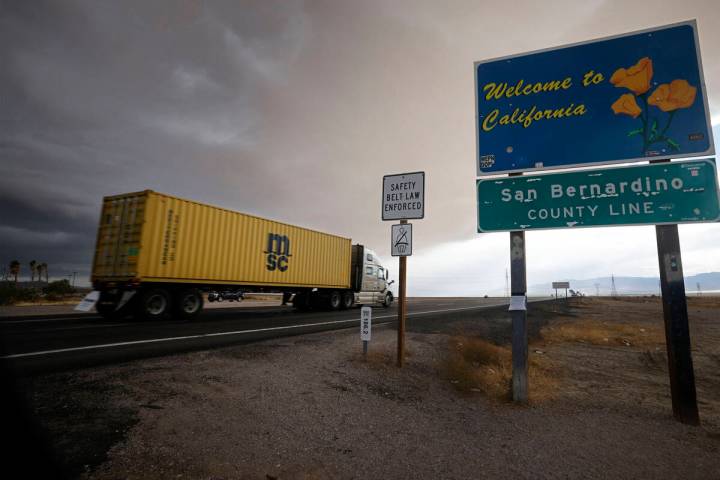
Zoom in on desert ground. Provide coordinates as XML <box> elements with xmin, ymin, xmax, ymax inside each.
<box><xmin>10</xmin><ymin>297</ymin><xmax>720</xmax><ymax>479</ymax></box>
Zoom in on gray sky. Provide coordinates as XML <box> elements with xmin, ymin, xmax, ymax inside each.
<box><xmin>2</xmin><ymin>0</ymin><xmax>719</xmax><ymax>294</ymax></box>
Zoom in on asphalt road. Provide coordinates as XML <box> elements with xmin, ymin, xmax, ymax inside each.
<box><xmin>0</xmin><ymin>298</ymin><xmax>513</xmax><ymax>375</ymax></box>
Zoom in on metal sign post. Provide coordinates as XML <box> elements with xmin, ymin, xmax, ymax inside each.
<box><xmin>360</xmin><ymin>306</ymin><xmax>372</xmax><ymax>357</ymax></box>
<box><xmin>656</xmin><ymin>224</ymin><xmax>698</xmax><ymax>424</ymax></box>
<box><xmin>383</xmin><ymin>172</ymin><xmax>424</xmax><ymax>368</ymax></box>
<box><xmin>509</xmin><ymin>169</ymin><xmax>528</xmax><ymax>403</ymax></box>
<box><xmin>509</xmin><ymin>232</ymin><xmax>528</xmax><ymax>403</ymax></box>
<box><xmin>652</xmin><ymin>155</ymin><xmax>701</xmax><ymax>425</ymax></box>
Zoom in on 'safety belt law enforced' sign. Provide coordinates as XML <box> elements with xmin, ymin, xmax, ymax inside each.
<box><xmin>382</xmin><ymin>172</ymin><xmax>425</xmax><ymax>220</ymax></box>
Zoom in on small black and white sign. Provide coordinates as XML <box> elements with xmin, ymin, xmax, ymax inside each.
<box><xmin>391</xmin><ymin>223</ymin><xmax>412</xmax><ymax>256</ymax></box>
<box><xmin>382</xmin><ymin>171</ymin><xmax>425</xmax><ymax>220</ymax></box>
<box><xmin>360</xmin><ymin>306</ymin><xmax>372</xmax><ymax>341</ymax></box>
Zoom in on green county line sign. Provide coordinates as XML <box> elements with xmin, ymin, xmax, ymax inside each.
<box><xmin>476</xmin><ymin>159</ymin><xmax>719</xmax><ymax>232</ymax></box>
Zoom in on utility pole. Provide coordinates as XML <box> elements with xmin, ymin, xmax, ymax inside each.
<box><xmin>594</xmin><ymin>283</ymin><xmax>600</xmax><ymax>296</ymax></box>
<box><xmin>610</xmin><ymin>274</ymin><xmax>618</xmax><ymax>298</ymax></box>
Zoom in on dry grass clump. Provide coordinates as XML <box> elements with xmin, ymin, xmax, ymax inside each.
<box><xmin>440</xmin><ymin>336</ymin><xmax>558</xmax><ymax>403</ymax></box>
<box><xmin>540</xmin><ymin>320</ymin><xmax>664</xmax><ymax>348</ymax></box>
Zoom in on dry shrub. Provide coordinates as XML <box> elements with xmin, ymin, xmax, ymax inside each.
<box><xmin>540</xmin><ymin>319</ymin><xmax>663</xmax><ymax>348</ymax></box>
<box><xmin>440</xmin><ymin>336</ymin><xmax>558</xmax><ymax>403</ymax></box>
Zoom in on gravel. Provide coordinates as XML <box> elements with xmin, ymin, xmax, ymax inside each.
<box><xmin>24</xmin><ymin>299</ymin><xmax>720</xmax><ymax>479</ymax></box>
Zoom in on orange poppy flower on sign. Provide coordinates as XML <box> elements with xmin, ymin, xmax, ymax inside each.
<box><xmin>648</xmin><ymin>79</ymin><xmax>697</xmax><ymax>112</ymax></box>
<box><xmin>611</xmin><ymin>93</ymin><xmax>642</xmax><ymax>118</ymax></box>
<box><xmin>610</xmin><ymin>57</ymin><xmax>653</xmax><ymax>95</ymax></box>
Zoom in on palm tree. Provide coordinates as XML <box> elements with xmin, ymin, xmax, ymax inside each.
<box><xmin>9</xmin><ymin>260</ymin><xmax>20</xmax><ymax>283</ymax></box>
<box><xmin>41</xmin><ymin>262</ymin><xmax>49</xmax><ymax>282</ymax></box>
<box><xmin>29</xmin><ymin>260</ymin><xmax>37</xmax><ymax>282</ymax></box>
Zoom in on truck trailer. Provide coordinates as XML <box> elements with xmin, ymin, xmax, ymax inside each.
<box><xmin>91</xmin><ymin>190</ymin><xmax>394</xmax><ymax>320</ymax></box>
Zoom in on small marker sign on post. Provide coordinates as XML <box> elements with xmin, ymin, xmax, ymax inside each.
<box><xmin>360</xmin><ymin>306</ymin><xmax>372</xmax><ymax>356</ymax></box>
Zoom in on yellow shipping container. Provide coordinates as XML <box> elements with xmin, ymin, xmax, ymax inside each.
<box><xmin>92</xmin><ymin>190</ymin><xmax>351</xmax><ymax>289</ymax></box>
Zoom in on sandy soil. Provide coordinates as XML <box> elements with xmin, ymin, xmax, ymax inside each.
<box><xmin>20</xmin><ymin>297</ymin><xmax>720</xmax><ymax>479</ymax></box>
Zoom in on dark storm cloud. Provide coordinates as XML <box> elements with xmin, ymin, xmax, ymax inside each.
<box><xmin>0</xmin><ymin>0</ymin><xmax>308</xmax><ymax>281</ymax></box>
<box><xmin>3</xmin><ymin>0</ymin><xmax>717</xmax><ymax>289</ymax></box>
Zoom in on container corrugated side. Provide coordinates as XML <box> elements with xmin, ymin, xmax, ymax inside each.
<box><xmin>126</xmin><ymin>191</ymin><xmax>351</xmax><ymax>288</ymax></box>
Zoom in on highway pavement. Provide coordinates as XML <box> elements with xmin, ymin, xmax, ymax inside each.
<box><xmin>0</xmin><ymin>297</ymin><xmax>515</xmax><ymax>375</ymax></box>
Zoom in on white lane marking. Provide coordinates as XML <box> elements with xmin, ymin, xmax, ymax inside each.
<box><xmin>1</xmin><ymin>303</ymin><xmax>508</xmax><ymax>360</ymax></box>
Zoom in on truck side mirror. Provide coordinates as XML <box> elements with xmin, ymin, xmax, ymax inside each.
<box><xmin>388</xmin><ymin>280</ymin><xmax>395</xmax><ymax>286</ymax></box>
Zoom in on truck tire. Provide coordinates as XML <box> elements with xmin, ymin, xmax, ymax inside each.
<box><xmin>173</xmin><ymin>289</ymin><xmax>204</xmax><ymax>320</ymax></box>
<box><xmin>382</xmin><ymin>292</ymin><xmax>393</xmax><ymax>308</ymax></box>
<box><xmin>328</xmin><ymin>290</ymin><xmax>342</xmax><ymax>310</ymax></box>
<box><xmin>135</xmin><ymin>288</ymin><xmax>171</xmax><ymax>320</ymax></box>
<box><xmin>341</xmin><ymin>291</ymin><xmax>354</xmax><ymax>310</ymax></box>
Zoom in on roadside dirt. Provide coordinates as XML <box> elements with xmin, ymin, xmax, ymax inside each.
<box><xmin>22</xmin><ymin>297</ymin><xmax>720</xmax><ymax>479</ymax></box>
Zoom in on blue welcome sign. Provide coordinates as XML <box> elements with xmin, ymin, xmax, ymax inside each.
<box><xmin>475</xmin><ymin>21</ymin><xmax>714</xmax><ymax>175</ymax></box>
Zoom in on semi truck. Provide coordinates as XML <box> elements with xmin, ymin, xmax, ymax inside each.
<box><xmin>91</xmin><ymin>190</ymin><xmax>394</xmax><ymax>320</ymax></box>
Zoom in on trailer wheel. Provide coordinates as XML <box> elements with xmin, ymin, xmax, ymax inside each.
<box><xmin>173</xmin><ymin>289</ymin><xmax>204</xmax><ymax>320</ymax></box>
<box><xmin>328</xmin><ymin>290</ymin><xmax>342</xmax><ymax>310</ymax></box>
<box><xmin>341</xmin><ymin>291</ymin><xmax>354</xmax><ymax>310</ymax></box>
<box><xmin>136</xmin><ymin>288</ymin><xmax>171</xmax><ymax>320</ymax></box>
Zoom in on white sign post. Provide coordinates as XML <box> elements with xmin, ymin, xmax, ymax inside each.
<box><xmin>391</xmin><ymin>223</ymin><xmax>412</xmax><ymax>256</ymax></box>
<box><xmin>360</xmin><ymin>306</ymin><xmax>372</xmax><ymax>356</ymax></box>
<box><xmin>382</xmin><ymin>172</ymin><xmax>425</xmax><ymax>221</ymax></box>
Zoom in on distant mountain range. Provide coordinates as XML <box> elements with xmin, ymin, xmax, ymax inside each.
<box><xmin>528</xmin><ymin>272</ymin><xmax>720</xmax><ymax>295</ymax></box>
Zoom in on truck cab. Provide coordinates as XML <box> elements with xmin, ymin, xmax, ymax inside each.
<box><xmin>351</xmin><ymin>245</ymin><xmax>393</xmax><ymax>307</ymax></box>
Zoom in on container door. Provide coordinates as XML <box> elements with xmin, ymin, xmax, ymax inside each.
<box><xmin>94</xmin><ymin>194</ymin><xmax>145</xmax><ymax>278</ymax></box>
